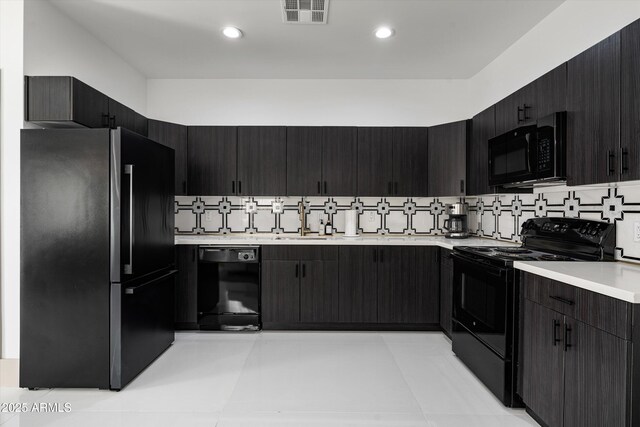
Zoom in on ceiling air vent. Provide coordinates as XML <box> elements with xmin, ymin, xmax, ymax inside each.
<box><xmin>282</xmin><ymin>0</ymin><xmax>329</xmax><ymax>24</ymax></box>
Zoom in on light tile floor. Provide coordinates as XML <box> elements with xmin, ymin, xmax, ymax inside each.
<box><xmin>0</xmin><ymin>332</ymin><xmax>538</xmax><ymax>426</ymax></box>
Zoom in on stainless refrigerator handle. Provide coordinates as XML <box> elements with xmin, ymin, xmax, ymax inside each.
<box><xmin>125</xmin><ymin>270</ymin><xmax>177</xmax><ymax>295</ymax></box>
<box><xmin>124</xmin><ymin>164</ymin><xmax>134</xmax><ymax>274</ymax></box>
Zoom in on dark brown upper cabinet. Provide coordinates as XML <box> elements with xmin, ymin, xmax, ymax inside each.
<box><xmin>322</xmin><ymin>127</ymin><xmax>358</xmax><ymax>196</ymax></box>
<box><xmin>357</xmin><ymin>127</ymin><xmax>394</xmax><ymax>196</ymax></box>
<box><xmin>495</xmin><ymin>81</ymin><xmax>536</xmax><ymax>136</ymax></box>
<box><xmin>286</xmin><ymin>126</ymin><xmax>357</xmax><ymax>196</ymax></box>
<box><xmin>392</xmin><ymin>127</ymin><xmax>429</xmax><ymax>196</ymax></box>
<box><xmin>148</xmin><ymin>119</ymin><xmax>188</xmax><ymax>195</ymax></box>
<box><xmin>567</xmin><ymin>32</ymin><xmax>620</xmax><ymax>186</ymax></box>
<box><xmin>108</xmin><ymin>99</ymin><xmax>148</xmax><ymax>137</ymax></box>
<box><xmin>25</xmin><ymin>76</ymin><xmax>109</xmax><ymax>129</ymax></box>
<box><xmin>187</xmin><ymin>126</ymin><xmax>237</xmax><ymax>196</ymax></box>
<box><xmin>237</xmin><ymin>126</ymin><xmax>287</xmax><ymax>196</ymax></box>
<box><xmin>621</xmin><ymin>19</ymin><xmax>640</xmax><ymax>181</ymax></box>
<box><xmin>468</xmin><ymin>106</ymin><xmax>495</xmax><ymax>196</ymax></box>
<box><xmin>427</xmin><ymin>121</ymin><xmax>468</xmax><ymax>197</ymax></box>
<box><xmin>286</xmin><ymin>127</ymin><xmax>323</xmax><ymax>196</ymax></box>
<box><xmin>535</xmin><ymin>63</ymin><xmax>567</xmax><ymax>119</ymax></box>
<box><xmin>25</xmin><ymin>76</ymin><xmax>148</xmax><ymax>136</ymax></box>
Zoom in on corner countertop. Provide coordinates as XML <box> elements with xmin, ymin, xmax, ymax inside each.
<box><xmin>174</xmin><ymin>234</ymin><xmax>518</xmax><ymax>251</ymax></box>
<box><xmin>514</xmin><ymin>261</ymin><xmax>640</xmax><ymax>304</ymax></box>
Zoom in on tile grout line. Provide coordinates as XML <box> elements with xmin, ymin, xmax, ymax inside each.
<box><xmin>216</xmin><ymin>334</ymin><xmax>260</xmax><ymax>421</ymax></box>
<box><xmin>379</xmin><ymin>333</ymin><xmax>433</xmax><ymax>425</ymax></box>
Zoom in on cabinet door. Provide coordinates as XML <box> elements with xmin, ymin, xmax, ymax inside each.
<box><xmin>621</xmin><ymin>19</ymin><xmax>640</xmax><ymax>181</ymax></box>
<box><xmin>108</xmin><ymin>98</ymin><xmax>148</xmax><ymax>136</ymax></box>
<box><xmin>439</xmin><ymin>249</ymin><xmax>454</xmax><ymax>337</ymax></box>
<box><xmin>563</xmin><ymin>318</ymin><xmax>629</xmax><ymax>427</ymax></box>
<box><xmin>428</xmin><ymin>121</ymin><xmax>467</xmax><ymax>197</ymax></box>
<box><xmin>378</xmin><ymin>246</ymin><xmax>437</xmax><ymax>324</ymax></box>
<box><xmin>521</xmin><ymin>300</ymin><xmax>565</xmax><ymax>427</ymax></box>
<box><xmin>25</xmin><ymin>76</ymin><xmax>109</xmax><ymax>129</ymax></box>
<box><xmin>536</xmin><ymin>63</ymin><xmax>567</xmax><ymax>119</ymax></box>
<box><xmin>175</xmin><ymin>245</ymin><xmax>198</xmax><ymax>325</ymax></box>
<box><xmin>468</xmin><ymin>106</ymin><xmax>495</xmax><ymax>195</ymax></box>
<box><xmin>187</xmin><ymin>126</ymin><xmax>237</xmax><ymax>195</ymax></box>
<box><xmin>414</xmin><ymin>247</ymin><xmax>440</xmax><ymax>324</ymax></box>
<box><xmin>338</xmin><ymin>246</ymin><xmax>377</xmax><ymax>323</ymax></box>
<box><xmin>323</xmin><ymin>127</ymin><xmax>357</xmax><ymax>196</ymax></box>
<box><xmin>392</xmin><ymin>127</ymin><xmax>429</xmax><ymax>196</ymax></box>
<box><xmin>495</xmin><ymin>82</ymin><xmax>536</xmax><ymax>136</ymax></box>
<box><xmin>286</xmin><ymin>126</ymin><xmax>323</xmax><ymax>196</ymax></box>
<box><xmin>377</xmin><ymin>246</ymin><xmax>410</xmax><ymax>323</ymax></box>
<box><xmin>300</xmin><ymin>260</ymin><xmax>339</xmax><ymax>323</ymax></box>
<box><xmin>149</xmin><ymin>120</ymin><xmax>188</xmax><ymax>195</ymax></box>
<box><xmin>357</xmin><ymin>127</ymin><xmax>394</xmax><ymax>196</ymax></box>
<box><xmin>567</xmin><ymin>33</ymin><xmax>620</xmax><ymax>185</ymax></box>
<box><xmin>237</xmin><ymin>126</ymin><xmax>287</xmax><ymax>196</ymax></box>
<box><xmin>262</xmin><ymin>260</ymin><xmax>300</xmax><ymax>324</ymax></box>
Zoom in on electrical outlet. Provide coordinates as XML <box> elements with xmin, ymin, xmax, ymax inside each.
<box><xmin>368</xmin><ymin>211</ymin><xmax>376</xmax><ymax>223</ymax></box>
<box><xmin>634</xmin><ymin>222</ymin><xmax>640</xmax><ymax>242</ymax></box>
<box><xmin>205</xmin><ymin>211</ymin><xmax>213</xmax><ymax>221</ymax></box>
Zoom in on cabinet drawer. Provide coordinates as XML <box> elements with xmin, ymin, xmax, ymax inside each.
<box><xmin>522</xmin><ymin>272</ymin><xmax>632</xmax><ymax>339</ymax></box>
<box><xmin>262</xmin><ymin>245</ymin><xmax>338</xmax><ymax>261</ymax></box>
<box><xmin>523</xmin><ymin>272</ymin><xmax>577</xmax><ymax>317</ymax></box>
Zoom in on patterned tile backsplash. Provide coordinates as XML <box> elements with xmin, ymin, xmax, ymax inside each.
<box><xmin>175</xmin><ymin>182</ymin><xmax>640</xmax><ymax>263</ymax></box>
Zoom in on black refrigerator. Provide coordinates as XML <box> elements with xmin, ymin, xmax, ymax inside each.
<box><xmin>20</xmin><ymin>127</ymin><xmax>176</xmax><ymax>390</ymax></box>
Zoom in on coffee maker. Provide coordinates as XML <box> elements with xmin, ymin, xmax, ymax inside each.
<box><xmin>443</xmin><ymin>202</ymin><xmax>469</xmax><ymax>238</ymax></box>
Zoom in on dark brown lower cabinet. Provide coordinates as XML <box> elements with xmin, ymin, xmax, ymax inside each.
<box><xmin>261</xmin><ymin>245</ymin><xmax>439</xmax><ymax>329</ymax></box>
<box><xmin>521</xmin><ymin>300</ymin><xmax>565</xmax><ymax>427</ymax></box>
<box><xmin>377</xmin><ymin>246</ymin><xmax>439</xmax><ymax>324</ymax></box>
<box><xmin>175</xmin><ymin>245</ymin><xmax>198</xmax><ymax>328</ymax></box>
<box><xmin>563</xmin><ymin>318</ymin><xmax>628</xmax><ymax>427</ymax></box>
<box><xmin>337</xmin><ymin>246</ymin><xmax>378</xmax><ymax>323</ymax></box>
<box><xmin>261</xmin><ymin>246</ymin><xmax>339</xmax><ymax>326</ymax></box>
<box><xmin>262</xmin><ymin>260</ymin><xmax>301</xmax><ymax>323</ymax></box>
<box><xmin>439</xmin><ymin>249</ymin><xmax>453</xmax><ymax>337</ymax></box>
<box><xmin>300</xmin><ymin>260</ymin><xmax>339</xmax><ymax>323</ymax></box>
<box><xmin>521</xmin><ymin>274</ymin><xmax>635</xmax><ymax>427</ymax></box>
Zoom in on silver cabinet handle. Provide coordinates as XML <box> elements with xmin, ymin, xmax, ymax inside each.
<box><xmin>124</xmin><ymin>164</ymin><xmax>134</xmax><ymax>274</ymax></box>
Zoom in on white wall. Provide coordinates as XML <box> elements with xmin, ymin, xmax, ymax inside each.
<box><xmin>148</xmin><ymin>1</ymin><xmax>640</xmax><ymax>126</ymax></box>
<box><xmin>23</xmin><ymin>0</ymin><xmax>147</xmax><ymax>114</ymax></box>
<box><xmin>469</xmin><ymin>0</ymin><xmax>640</xmax><ymax>113</ymax></box>
<box><xmin>0</xmin><ymin>0</ymin><xmax>25</xmax><ymax>359</ymax></box>
<box><xmin>147</xmin><ymin>79</ymin><xmax>473</xmax><ymax>127</ymax></box>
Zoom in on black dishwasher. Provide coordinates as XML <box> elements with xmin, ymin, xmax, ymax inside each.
<box><xmin>197</xmin><ymin>246</ymin><xmax>261</xmax><ymax>331</ymax></box>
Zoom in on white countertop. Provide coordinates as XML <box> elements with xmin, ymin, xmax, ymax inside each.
<box><xmin>174</xmin><ymin>234</ymin><xmax>518</xmax><ymax>250</ymax></box>
<box><xmin>514</xmin><ymin>261</ymin><xmax>640</xmax><ymax>304</ymax></box>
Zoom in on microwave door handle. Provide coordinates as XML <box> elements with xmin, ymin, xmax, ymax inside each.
<box><xmin>124</xmin><ymin>164</ymin><xmax>133</xmax><ymax>275</ymax></box>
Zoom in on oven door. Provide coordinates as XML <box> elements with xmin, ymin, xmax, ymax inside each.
<box><xmin>452</xmin><ymin>252</ymin><xmax>511</xmax><ymax>358</ymax></box>
<box><xmin>488</xmin><ymin>125</ymin><xmax>537</xmax><ymax>187</ymax></box>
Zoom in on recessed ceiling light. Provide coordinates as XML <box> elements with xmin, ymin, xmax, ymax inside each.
<box><xmin>374</xmin><ymin>26</ymin><xmax>394</xmax><ymax>39</ymax></box>
<box><xmin>222</xmin><ymin>26</ymin><xmax>243</xmax><ymax>39</ymax></box>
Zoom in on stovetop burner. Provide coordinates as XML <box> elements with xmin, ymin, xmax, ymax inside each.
<box><xmin>496</xmin><ymin>254</ymin><xmax>539</xmax><ymax>261</ymax></box>
<box><xmin>538</xmin><ymin>254</ymin><xmax>575</xmax><ymax>261</ymax></box>
<box><xmin>470</xmin><ymin>247</ymin><xmax>492</xmax><ymax>252</ymax></box>
<box><xmin>494</xmin><ymin>248</ymin><xmax>532</xmax><ymax>254</ymax></box>
<box><xmin>454</xmin><ymin>245</ymin><xmax>580</xmax><ymax>265</ymax></box>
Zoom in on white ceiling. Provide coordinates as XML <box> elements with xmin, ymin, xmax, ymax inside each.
<box><xmin>48</xmin><ymin>0</ymin><xmax>564</xmax><ymax>79</ymax></box>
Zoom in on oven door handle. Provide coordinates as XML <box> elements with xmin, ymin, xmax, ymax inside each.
<box><xmin>451</xmin><ymin>252</ymin><xmax>509</xmax><ymax>277</ymax></box>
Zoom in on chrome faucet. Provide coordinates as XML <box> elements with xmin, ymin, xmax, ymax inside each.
<box><xmin>299</xmin><ymin>201</ymin><xmax>308</xmax><ymax>236</ymax></box>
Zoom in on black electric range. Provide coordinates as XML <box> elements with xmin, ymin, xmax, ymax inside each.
<box><xmin>451</xmin><ymin>217</ymin><xmax>616</xmax><ymax>407</ymax></box>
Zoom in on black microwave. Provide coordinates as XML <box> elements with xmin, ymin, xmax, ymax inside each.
<box><xmin>488</xmin><ymin>112</ymin><xmax>566</xmax><ymax>188</ymax></box>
